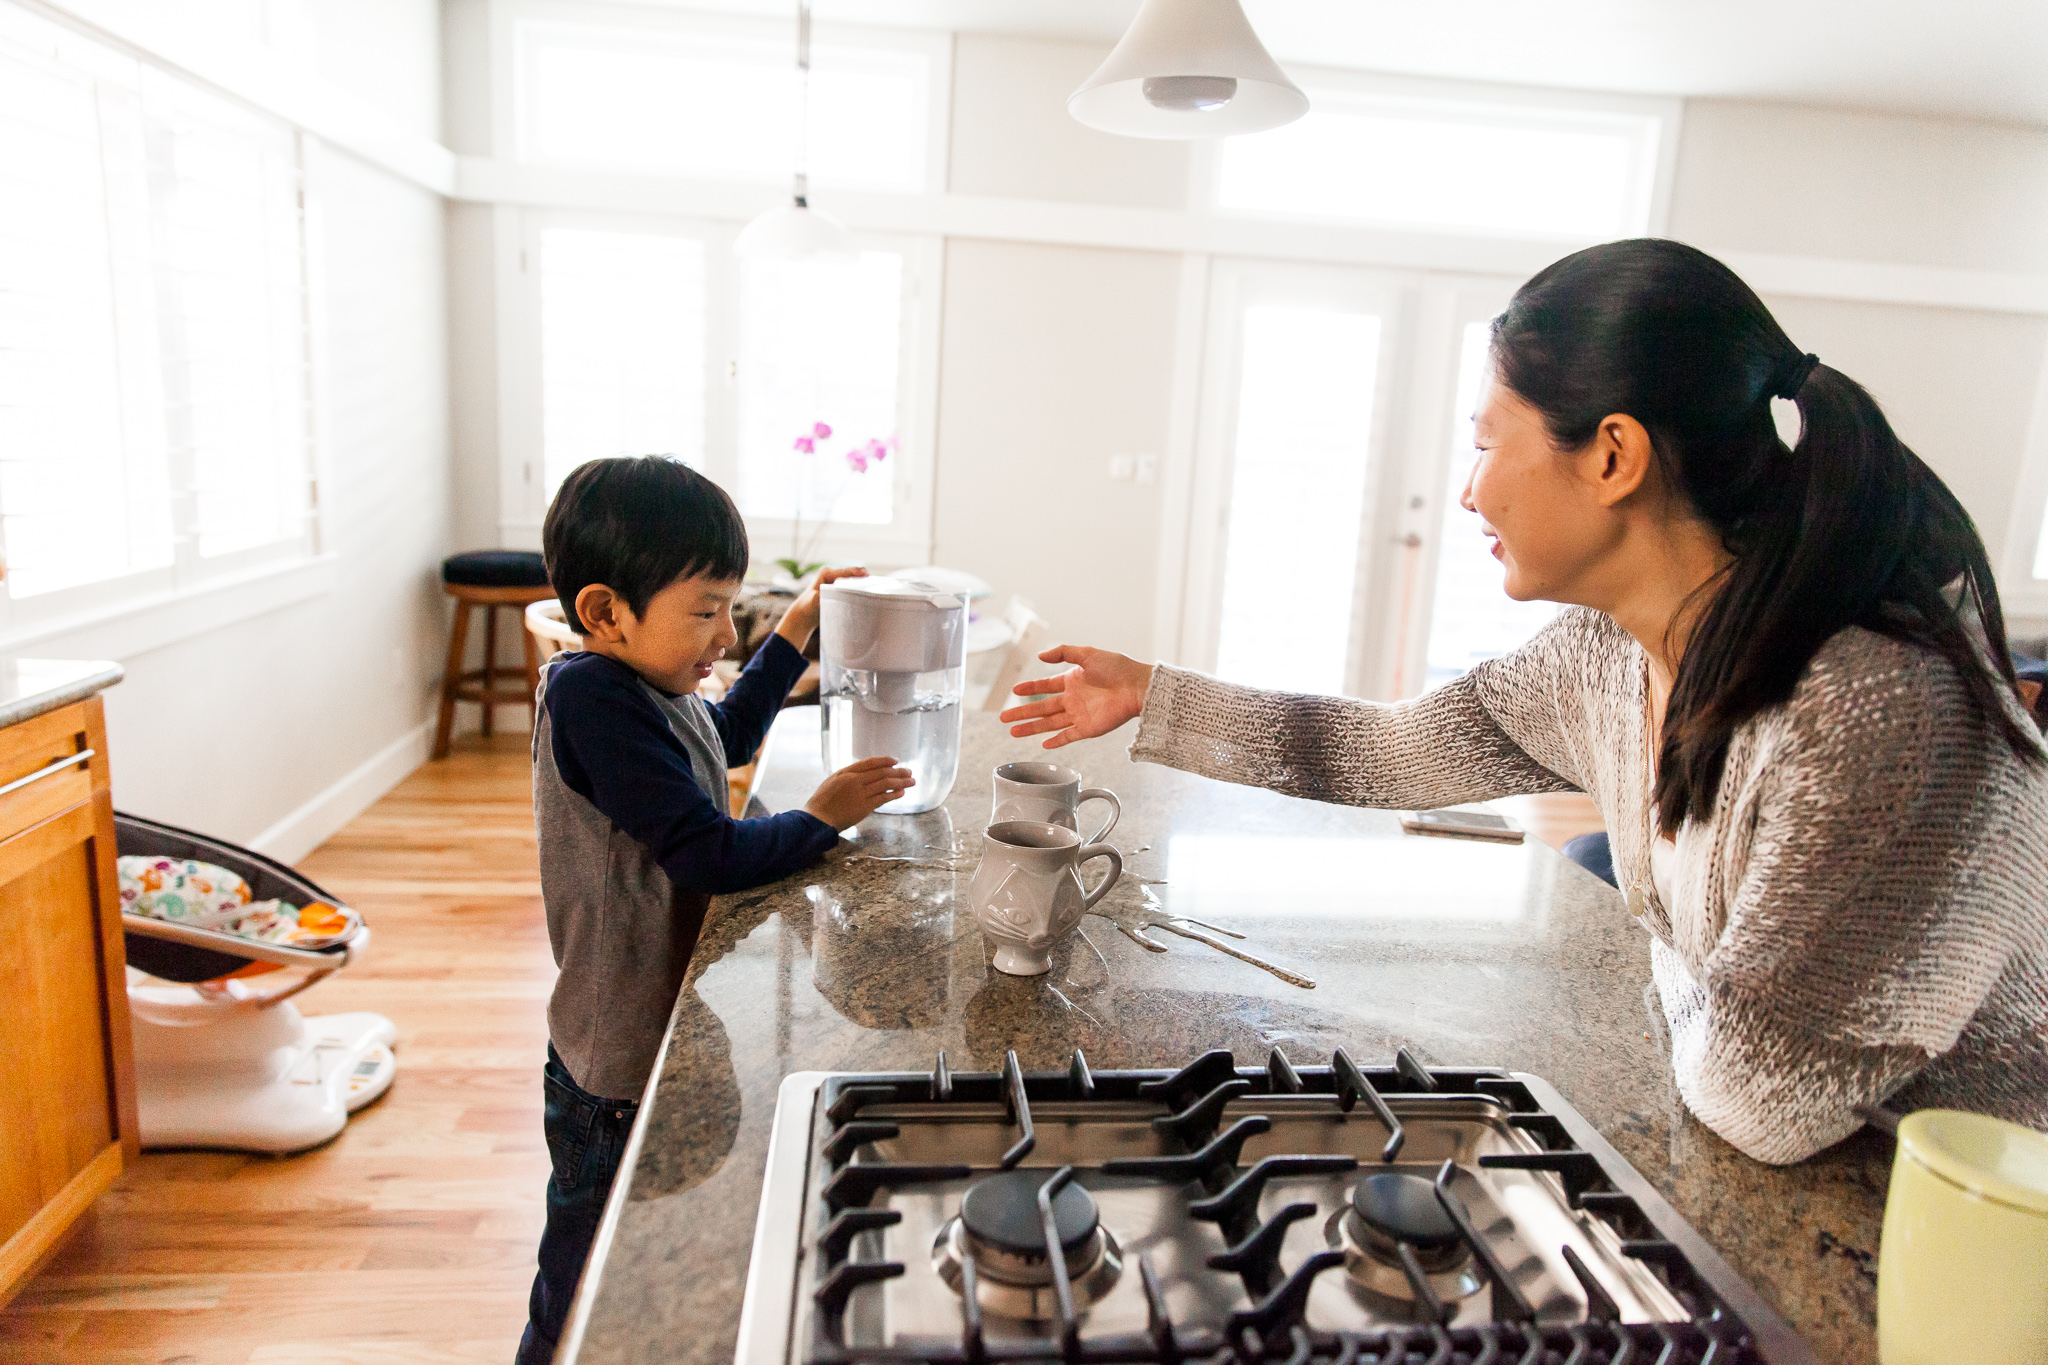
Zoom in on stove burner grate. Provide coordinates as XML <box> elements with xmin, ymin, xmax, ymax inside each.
<box><xmin>795</xmin><ymin>1046</ymin><xmax>1805</xmax><ymax>1365</ymax></box>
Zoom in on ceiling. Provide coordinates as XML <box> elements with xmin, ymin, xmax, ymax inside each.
<box><xmin>638</xmin><ymin>0</ymin><xmax>2048</xmax><ymax>127</ymax></box>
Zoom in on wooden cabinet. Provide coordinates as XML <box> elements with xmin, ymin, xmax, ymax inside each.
<box><xmin>0</xmin><ymin>696</ymin><xmax>136</xmax><ymax>1304</ymax></box>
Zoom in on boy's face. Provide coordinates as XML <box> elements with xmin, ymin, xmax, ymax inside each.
<box><xmin>575</xmin><ymin>573</ymin><xmax>743</xmax><ymax>695</ymax></box>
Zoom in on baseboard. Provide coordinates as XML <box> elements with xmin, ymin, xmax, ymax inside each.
<box><xmin>247</xmin><ymin>720</ymin><xmax>433</xmax><ymax>864</ymax></box>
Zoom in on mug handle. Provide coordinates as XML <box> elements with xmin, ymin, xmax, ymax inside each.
<box><xmin>1077</xmin><ymin>788</ymin><xmax>1120</xmax><ymax>845</ymax></box>
<box><xmin>1077</xmin><ymin>843</ymin><xmax>1124</xmax><ymax>910</ymax></box>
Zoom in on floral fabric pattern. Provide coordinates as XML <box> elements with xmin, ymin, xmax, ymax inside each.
<box><xmin>117</xmin><ymin>856</ymin><xmax>358</xmax><ymax>947</ymax></box>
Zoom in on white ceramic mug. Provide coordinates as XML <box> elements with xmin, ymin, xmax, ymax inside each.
<box><xmin>990</xmin><ymin>762</ymin><xmax>1120</xmax><ymax>845</ymax></box>
<box><xmin>968</xmin><ymin>821</ymin><xmax>1123</xmax><ymax>977</ymax></box>
<box><xmin>1877</xmin><ymin>1109</ymin><xmax>2048</xmax><ymax>1362</ymax></box>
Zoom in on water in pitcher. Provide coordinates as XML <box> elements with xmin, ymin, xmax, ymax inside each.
<box><xmin>820</xmin><ymin>669</ymin><xmax>963</xmax><ymax>816</ymax></box>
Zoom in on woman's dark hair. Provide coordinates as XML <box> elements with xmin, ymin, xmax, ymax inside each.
<box><xmin>1491</xmin><ymin>238</ymin><xmax>2039</xmax><ymax>834</ymax></box>
<box><xmin>543</xmin><ymin>455</ymin><xmax>749</xmax><ymax>630</ymax></box>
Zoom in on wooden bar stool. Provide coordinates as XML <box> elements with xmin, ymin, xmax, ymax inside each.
<box><xmin>433</xmin><ymin>551</ymin><xmax>554</xmax><ymax>760</ymax></box>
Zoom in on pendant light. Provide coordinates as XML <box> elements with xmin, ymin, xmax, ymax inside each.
<box><xmin>1068</xmin><ymin>0</ymin><xmax>1307</xmax><ymax>140</ymax></box>
<box><xmin>735</xmin><ymin>0</ymin><xmax>855</xmax><ymax>259</ymax></box>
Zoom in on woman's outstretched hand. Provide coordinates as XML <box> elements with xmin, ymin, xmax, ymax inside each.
<box><xmin>999</xmin><ymin>646</ymin><xmax>1154</xmax><ymax>749</ymax></box>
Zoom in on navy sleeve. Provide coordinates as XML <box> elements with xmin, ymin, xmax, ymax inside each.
<box><xmin>706</xmin><ymin>632</ymin><xmax>810</xmax><ymax>767</ymax></box>
<box><xmin>545</xmin><ymin>655</ymin><xmax>838</xmax><ymax>895</ymax></box>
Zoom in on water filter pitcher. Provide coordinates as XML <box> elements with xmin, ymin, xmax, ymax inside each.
<box><xmin>819</xmin><ymin>576</ymin><xmax>967</xmax><ymax>815</ymax></box>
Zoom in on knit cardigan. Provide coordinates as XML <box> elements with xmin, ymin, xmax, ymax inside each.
<box><xmin>1130</xmin><ymin>607</ymin><xmax>2048</xmax><ymax>1164</ymax></box>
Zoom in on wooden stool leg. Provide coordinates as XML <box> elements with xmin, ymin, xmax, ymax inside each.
<box><xmin>433</xmin><ymin>597</ymin><xmax>473</xmax><ymax>760</ymax></box>
<box><xmin>481</xmin><ymin>603</ymin><xmax>499</xmax><ymax>738</ymax></box>
<box><xmin>523</xmin><ymin>618</ymin><xmax>542</xmax><ymax>732</ymax></box>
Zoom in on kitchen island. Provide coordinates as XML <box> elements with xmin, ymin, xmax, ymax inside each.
<box><xmin>560</xmin><ymin>710</ymin><xmax>1887</xmax><ymax>1365</ymax></box>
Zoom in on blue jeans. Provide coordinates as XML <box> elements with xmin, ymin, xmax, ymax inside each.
<box><xmin>1563</xmin><ymin>831</ymin><xmax>1618</xmax><ymax>888</ymax></box>
<box><xmin>517</xmin><ymin>1044</ymin><xmax>639</xmax><ymax>1365</ymax></box>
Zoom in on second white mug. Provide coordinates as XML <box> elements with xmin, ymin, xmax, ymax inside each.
<box><xmin>991</xmin><ymin>761</ymin><xmax>1120</xmax><ymax>844</ymax></box>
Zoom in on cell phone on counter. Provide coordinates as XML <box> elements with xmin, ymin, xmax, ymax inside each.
<box><xmin>1401</xmin><ymin>809</ymin><xmax>1525</xmax><ymax>844</ymax></box>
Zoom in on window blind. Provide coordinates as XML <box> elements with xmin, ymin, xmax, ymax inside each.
<box><xmin>0</xmin><ymin>8</ymin><xmax>313</xmax><ymax>609</ymax></box>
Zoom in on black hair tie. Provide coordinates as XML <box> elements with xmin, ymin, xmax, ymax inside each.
<box><xmin>1775</xmin><ymin>352</ymin><xmax>1819</xmax><ymax>399</ymax></box>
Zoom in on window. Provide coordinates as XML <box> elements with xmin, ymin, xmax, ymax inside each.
<box><xmin>539</xmin><ymin>228</ymin><xmax>706</xmax><ymax>497</ymax></box>
<box><xmin>0</xmin><ymin>9</ymin><xmax>313</xmax><ymax>621</ymax></box>
<box><xmin>1214</xmin><ymin>80</ymin><xmax>1669</xmax><ymax>241</ymax></box>
<box><xmin>736</xmin><ymin>252</ymin><xmax>902</xmax><ymax>528</ymax></box>
<box><xmin>513</xmin><ymin>16</ymin><xmax>934</xmax><ymax>192</ymax></box>
<box><xmin>1212</xmin><ymin>303</ymin><xmax>1382</xmax><ymax>695</ymax></box>
<box><xmin>521</xmin><ymin>216</ymin><xmax>929</xmax><ymax>560</ymax></box>
<box><xmin>1421</xmin><ymin>322</ymin><xmax>1559</xmax><ymax>688</ymax></box>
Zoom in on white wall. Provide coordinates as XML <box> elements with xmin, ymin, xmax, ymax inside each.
<box><xmin>1669</xmin><ymin>101</ymin><xmax>2048</xmax><ymax>273</ymax></box>
<box><xmin>931</xmin><ymin>239</ymin><xmax>1180</xmax><ymax>656</ymax></box>
<box><xmin>27</xmin><ymin>0</ymin><xmax>455</xmax><ymax>857</ymax></box>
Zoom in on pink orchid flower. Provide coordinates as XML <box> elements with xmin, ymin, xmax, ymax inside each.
<box><xmin>792</xmin><ymin>436</ymin><xmax>815</xmax><ymax>454</ymax></box>
<box><xmin>812</xmin><ymin>421</ymin><xmax>833</xmax><ymax>440</ymax></box>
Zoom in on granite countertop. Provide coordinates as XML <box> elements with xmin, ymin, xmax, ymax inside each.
<box><xmin>566</xmin><ymin>710</ymin><xmax>1888</xmax><ymax>1365</ymax></box>
<box><xmin>0</xmin><ymin>657</ymin><xmax>123</xmax><ymax>729</ymax></box>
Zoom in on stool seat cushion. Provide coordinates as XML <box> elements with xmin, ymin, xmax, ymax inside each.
<box><xmin>443</xmin><ymin>549</ymin><xmax>548</xmax><ymax>588</ymax></box>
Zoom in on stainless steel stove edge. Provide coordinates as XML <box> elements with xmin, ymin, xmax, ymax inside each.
<box><xmin>737</xmin><ymin>1071</ymin><xmax>835</xmax><ymax>1365</ymax></box>
<box><xmin>1505</xmin><ymin>1073</ymin><xmax>1817</xmax><ymax>1365</ymax></box>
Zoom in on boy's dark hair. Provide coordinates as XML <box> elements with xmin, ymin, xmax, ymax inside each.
<box><xmin>543</xmin><ymin>456</ymin><xmax>749</xmax><ymax>631</ymax></box>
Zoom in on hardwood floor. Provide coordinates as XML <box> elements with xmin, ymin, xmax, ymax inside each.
<box><xmin>0</xmin><ymin>736</ymin><xmax>553</xmax><ymax>1365</ymax></box>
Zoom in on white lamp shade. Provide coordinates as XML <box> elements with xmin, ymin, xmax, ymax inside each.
<box><xmin>733</xmin><ymin>202</ymin><xmax>857</xmax><ymax>260</ymax></box>
<box><xmin>1068</xmin><ymin>0</ymin><xmax>1307</xmax><ymax>140</ymax></box>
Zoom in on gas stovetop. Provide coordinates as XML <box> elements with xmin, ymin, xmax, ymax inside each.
<box><xmin>734</xmin><ymin>1049</ymin><xmax>1813</xmax><ymax>1365</ymax></box>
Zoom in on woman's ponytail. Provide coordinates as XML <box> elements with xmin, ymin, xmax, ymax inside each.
<box><xmin>1491</xmin><ymin>240</ymin><xmax>2040</xmax><ymax>835</ymax></box>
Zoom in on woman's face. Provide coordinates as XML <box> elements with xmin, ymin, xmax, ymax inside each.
<box><xmin>1462</xmin><ymin>366</ymin><xmax>1627</xmax><ymax>606</ymax></box>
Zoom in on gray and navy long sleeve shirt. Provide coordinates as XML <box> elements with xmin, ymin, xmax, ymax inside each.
<box><xmin>533</xmin><ymin>635</ymin><xmax>836</xmax><ymax>1099</ymax></box>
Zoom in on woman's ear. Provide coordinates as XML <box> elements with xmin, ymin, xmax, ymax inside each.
<box><xmin>1579</xmin><ymin>413</ymin><xmax>1657</xmax><ymax>509</ymax></box>
<box><xmin>575</xmin><ymin>583</ymin><xmax>628</xmax><ymax>643</ymax></box>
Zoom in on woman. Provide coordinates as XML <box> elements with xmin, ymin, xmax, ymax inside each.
<box><xmin>1002</xmin><ymin>239</ymin><xmax>2048</xmax><ymax>1165</ymax></box>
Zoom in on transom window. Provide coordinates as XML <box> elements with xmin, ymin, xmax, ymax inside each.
<box><xmin>1214</xmin><ymin>79</ymin><xmax>1671</xmax><ymax>241</ymax></box>
<box><xmin>513</xmin><ymin>15</ymin><xmax>935</xmax><ymax>193</ymax></box>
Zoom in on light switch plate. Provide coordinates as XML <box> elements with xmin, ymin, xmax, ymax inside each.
<box><xmin>1108</xmin><ymin>454</ymin><xmax>1135</xmax><ymax>481</ymax></box>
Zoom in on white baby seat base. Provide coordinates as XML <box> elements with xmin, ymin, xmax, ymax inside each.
<box><xmin>117</xmin><ymin>811</ymin><xmax>398</xmax><ymax>1154</ymax></box>
<box><xmin>128</xmin><ymin>975</ymin><xmax>397</xmax><ymax>1152</ymax></box>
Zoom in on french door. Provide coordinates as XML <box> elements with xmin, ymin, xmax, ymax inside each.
<box><xmin>1174</xmin><ymin>261</ymin><xmax>1544</xmax><ymax>700</ymax></box>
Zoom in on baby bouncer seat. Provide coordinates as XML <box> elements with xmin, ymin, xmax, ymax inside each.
<box><xmin>117</xmin><ymin>812</ymin><xmax>397</xmax><ymax>1152</ymax></box>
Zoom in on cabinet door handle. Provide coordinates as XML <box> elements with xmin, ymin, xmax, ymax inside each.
<box><xmin>0</xmin><ymin>748</ymin><xmax>95</xmax><ymax>800</ymax></box>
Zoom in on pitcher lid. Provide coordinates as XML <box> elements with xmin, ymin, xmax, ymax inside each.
<box><xmin>822</xmin><ymin>575</ymin><xmax>963</xmax><ymax>611</ymax></box>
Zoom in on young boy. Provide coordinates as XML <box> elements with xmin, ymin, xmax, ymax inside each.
<box><xmin>517</xmin><ymin>456</ymin><xmax>911</xmax><ymax>1365</ymax></box>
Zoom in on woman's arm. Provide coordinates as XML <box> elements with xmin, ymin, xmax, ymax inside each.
<box><xmin>1002</xmin><ymin>620</ymin><xmax>1595</xmax><ymax>809</ymax></box>
<box><xmin>1131</xmin><ymin>664</ymin><xmax>1578</xmax><ymax>809</ymax></box>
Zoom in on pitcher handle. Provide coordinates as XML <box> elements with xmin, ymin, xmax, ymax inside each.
<box><xmin>1077</xmin><ymin>842</ymin><xmax>1124</xmax><ymax>910</ymax></box>
<box><xmin>1077</xmin><ymin>788</ymin><xmax>1121</xmax><ymax>845</ymax></box>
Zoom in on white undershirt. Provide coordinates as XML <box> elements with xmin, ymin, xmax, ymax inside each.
<box><xmin>1645</xmin><ymin>683</ymin><xmax>1682</xmax><ymax>914</ymax></box>
<box><xmin>1649</xmin><ymin>826</ymin><xmax>1681</xmax><ymax>914</ymax></box>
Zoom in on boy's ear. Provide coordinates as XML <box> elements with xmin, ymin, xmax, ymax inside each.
<box><xmin>575</xmin><ymin>583</ymin><xmax>629</xmax><ymax>642</ymax></box>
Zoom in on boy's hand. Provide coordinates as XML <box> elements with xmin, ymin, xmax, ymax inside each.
<box><xmin>998</xmin><ymin>646</ymin><xmax>1154</xmax><ymax>749</ymax></box>
<box><xmin>805</xmin><ymin>756</ymin><xmax>914</xmax><ymax>829</ymax></box>
<box><xmin>776</xmin><ymin>566</ymin><xmax>868</xmax><ymax>651</ymax></box>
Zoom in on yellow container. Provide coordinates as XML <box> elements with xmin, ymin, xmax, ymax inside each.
<box><xmin>1878</xmin><ymin>1110</ymin><xmax>2048</xmax><ymax>1364</ymax></box>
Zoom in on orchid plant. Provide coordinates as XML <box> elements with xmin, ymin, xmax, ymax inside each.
<box><xmin>775</xmin><ymin>421</ymin><xmax>895</xmax><ymax>581</ymax></box>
